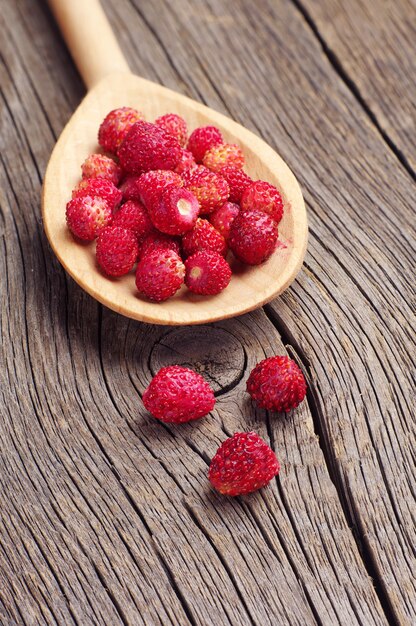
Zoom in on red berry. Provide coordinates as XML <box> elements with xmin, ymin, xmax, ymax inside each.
<box><xmin>119</xmin><ymin>175</ymin><xmax>142</xmax><ymax>202</ymax></box>
<box><xmin>174</xmin><ymin>149</ymin><xmax>197</xmax><ymax>175</ymax></box>
<box><xmin>182</xmin><ymin>219</ymin><xmax>227</xmax><ymax>258</ymax></box>
<box><xmin>98</xmin><ymin>107</ymin><xmax>145</xmax><ymax>154</ymax></box>
<box><xmin>187</xmin><ymin>126</ymin><xmax>223</xmax><ymax>163</ymax></box>
<box><xmin>143</xmin><ymin>365</ymin><xmax>215</xmax><ymax>423</ymax></box>
<box><xmin>72</xmin><ymin>177</ymin><xmax>122</xmax><ymax>212</ymax></box>
<box><xmin>185</xmin><ymin>251</ymin><xmax>231</xmax><ymax>295</ymax></box>
<box><xmin>140</xmin><ymin>234</ymin><xmax>181</xmax><ymax>260</ymax></box>
<box><xmin>184</xmin><ymin>166</ymin><xmax>229</xmax><ymax>214</ymax></box>
<box><xmin>209</xmin><ymin>202</ymin><xmax>239</xmax><ymax>240</ymax></box>
<box><xmin>81</xmin><ymin>154</ymin><xmax>122</xmax><ymax>186</ymax></box>
<box><xmin>66</xmin><ymin>195</ymin><xmax>113</xmax><ymax>241</ymax></box>
<box><xmin>140</xmin><ymin>232</ymin><xmax>181</xmax><ymax>258</ymax></box>
<box><xmin>208</xmin><ymin>432</ymin><xmax>280</xmax><ymax>496</ymax></box>
<box><xmin>155</xmin><ymin>113</ymin><xmax>188</xmax><ymax>148</ymax></box>
<box><xmin>241</xmin><ymin>181</ymin><xmax>284</xmax><ymax>224</ymax></box>
<box><xmin>112</xmin><ymin>200</ymin><xmax>153</xmax><ymax>243</ymax></box>
<box><xmin>203</xmin><ymin>143</ymin><xmax>244</xmax><ymax>172</ymax></box>
<box><xmin>96</xmin><ymin>226</ymin><xmax>139</xmax><ymax>277</ymax></box>
<box><xmin>118</xmin><ymin>121</ymin><xmax>181</xmax><ymax>174</ymax></box>
<box><xmin>149</xmin><ymin>187</ymin><xmax>199</xmax><ymax>235</ymax></box>
<box><xmin>246</xmin><ymin>356</ymin><xmax>307</xmax><ymax>412</ymax></box>
<box><xmin>137</xmin><ymin>170</ymin><xmax>183</xmax><ymax>210</ymax></box>
<box><xmin>71</xmin><ymin>178</ymin><xmax>91</xmax><ymax>197</ymax></box>
<box><xmin>229</xmin><ymin>209</ymin><xmax>278</xmax><ymax>265</ymax></box>
<box><xmin>135</xmin><ymin>249</ymin><xmax>185</xmax><ymax>302</ymax></box>
<box><xmin>181</xmin><ymin>164</ymin><xmax>206</xmax><ymax>186</ymax></box>
<box><xmin>218</xmin><ymin>166</ymin><xmax>252</xmax><ymax>203</ymax></box>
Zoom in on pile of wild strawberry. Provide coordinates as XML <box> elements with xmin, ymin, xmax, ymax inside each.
<box><xmin>66</xmin><ymin>107</ymin><xmax>284</xmax><ymax>301</ymax></box>
<box><xmin>144</xmin><ymin>355</ymin><xmax>306</xmax><ymax>496</ymax></box>
<box><xmin>66</xmin><ymin>107</ymin><xmax>296</xmax><ymax>495</ymax></box>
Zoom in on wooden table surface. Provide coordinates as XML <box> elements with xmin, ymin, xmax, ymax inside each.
<box><xmin>1</xmin><ymin>0</ymin><xmax>415</xmax><ymax>624</ymax></box>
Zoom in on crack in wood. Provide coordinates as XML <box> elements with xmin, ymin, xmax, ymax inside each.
<box><xmin>289</xmin><ymin>0</ymin><xmax>416</xmax><ymax>183</ymax></box>
<box><xmin>263</xmin><ymin>304</ymin><xmax>401</xmax><ymax>626</ymax></box>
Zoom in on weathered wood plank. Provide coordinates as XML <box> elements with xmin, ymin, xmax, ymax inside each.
<box><xmin>293</xmin><ymin>0</ymin><xmax>416</xmax><ymax>172</ymax></box>
<box><xmin>80</xmin><ymin>0</ymin><xmax>416</xmax><ymax>621</ymax></box>
<box><xmin>116</xmin><ymin>0</ymin><xmax>414</xmax><ymax>622</ymax></box>
<box><xmin>0</xmin><ymin>0</ymin><xmax>414</xmax><ymax>625</ymax></box>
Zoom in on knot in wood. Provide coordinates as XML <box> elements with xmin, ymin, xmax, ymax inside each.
<box><xmin>149</xmin><ymin>326</ymin><xmax>245</xmax><ymax>395</ymax></box>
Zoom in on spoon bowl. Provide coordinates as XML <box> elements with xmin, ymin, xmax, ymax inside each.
<box><xmin>43</xmin><ymin>1</ymin><xmax>307</xmax><ymax>325</ymax></box>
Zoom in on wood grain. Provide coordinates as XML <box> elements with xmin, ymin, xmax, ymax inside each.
<box><xmin>0</xmin><ymin>0</ymin><xmax>415</xmax><ymax>624</ymax></box>
<box><xmin>47</xmin><ymin>0</ymin><xmax>130</xmax><ymax>88</ymax></box>
<box><xmin>293</xmin><ymin>0</ymin><xmax>416</xmax><ymax>174</ymax></box>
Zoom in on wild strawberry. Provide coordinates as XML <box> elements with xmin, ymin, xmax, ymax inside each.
<box><xmin>140</xmin><ymin>232</ymin><xmax>181</xmax><ymax>258</ymax></box>
<box><xmin>181</xmin><ymin>164</ymin><xmax>206</xmax><ymax>186</ymax></box>
<box><xmin>71</xmin><ymin>178</ymin><xmax>90</xmax><ymax>197</ymax></box>
<box><xmin>72</xmin><ymin>177</ymin><xmax>122</xmax><ymax>212</ymax></box>
<box><xmin>96</xmin><ymin>226</ymin><xmax>139</xmax><ymax>277</ymax></box>
<box><xmin>98</xmin><ymin>107</ymin><xmax>145</xmax><ymax>154</ymax></box>
<box><xmin>118</xmin><ymin>121</ymin><xmax>181</xmax><ymax>174</ymax></box>
<box><xmin>182</xmin><ymin>219</ymin><xmax>227</xmax><ymax>258</ymax></box>
<box><xmin>135</xmin><ymin>249</ymin><xmax>185</xmax><ymax>301</ymax></box>
<box><xmin>119</xmin><ymin>175</ymin><xmax>142</xmax><ymax>202</ymax></box>
<box><xmin>229</xmin><ymin>209</ymin><xmax>278</xmax><ymax>265</ymax></box>
<box><xmin>208</xmin><ymin>432</ymin><xmax>280</xmax><ymax>496</ymax></box>
<box><xmin>185</xmin><ymin>251</ymin><xmax>231</xmax><ymax>295</ymax></box>
<box><xmin>81</xmin><ymin>154</ymin><xmax>122</xmax><ymax>186</ymax></box>
<box><xmin>66</xmin><ymin>195</ymin><xmax>113</xmax><ymax>241</ymax></box>
<box><xmin>246</xmin><ymin>356</ymin><xmax>307</xmax><ymax>412</ymax></box>
<box><xmin>187</xmin><ymin>126</ymin><xmax>223</xmax><ymax>162</ymax></box>
<box><xmin>184</xmin><ymin>166</ymin><xmax>229</xmax><ymax>214</ymax></box>
<box><xmin>143</xmin><ymin>365</ymin><xmax>215</xmax><ymax>423</ymax></box>
<box><xmin>241</xmin><ymin>181</ymin><xmax>284</xmax><ymax>224</ymax></box>
<box><xmin>137</xmin><ymin>170</ymin><xmax>183</xmax><ymax>210</ymax></box>
<box><xmin>112</xmin><ymin>200</ymin><xmax>153</xmax><ymax>243</ymax></box>
<box><xmin>149</xmin><ymin>187</ymin><xmax>199</xmax><ymax>235</ymax></box>
<box><xmin>174</xmin><ymin>149</ymin><xmax>197</xmax><ymax>175</ymax></box>
<box><xmin>155</xmin><ymin>113</ymin><xmax>188</xmax><ymax>147</ymax></box>
<box><xmin>209</xmin><ymin>202</ymin><xmax>239</xmax><ymax>240</ymax></box>
<box><xmin>218</xmin><ymin>166</ymin><xmax>252</xmax><ymax>203</ymax></box>
<box><xmin>203</xmin><ymin>143</ymin><xmax>244</xmax><ymax>172</ymax></box>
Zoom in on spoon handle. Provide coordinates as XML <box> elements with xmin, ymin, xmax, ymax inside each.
<box><xmin>47</xmin><ymin>0</ymin><xmax>130</xmax><ymax>89</ymax></box>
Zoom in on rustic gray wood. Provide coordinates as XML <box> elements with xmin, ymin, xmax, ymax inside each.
<box><xmin>0</xmin><ymin>0</ymin><xmax>415</xmax><ymax>624</ymax></box>
<box><xmin>294</xmin><ymin>0</ymin><xmax>416</xmax><ymax>173</ymax></box>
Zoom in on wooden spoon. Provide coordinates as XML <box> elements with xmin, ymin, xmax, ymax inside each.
<box><xmin>42</xmin><ymin>0</ymin><xmax>308</xmax><ymax>326</ymax></box>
